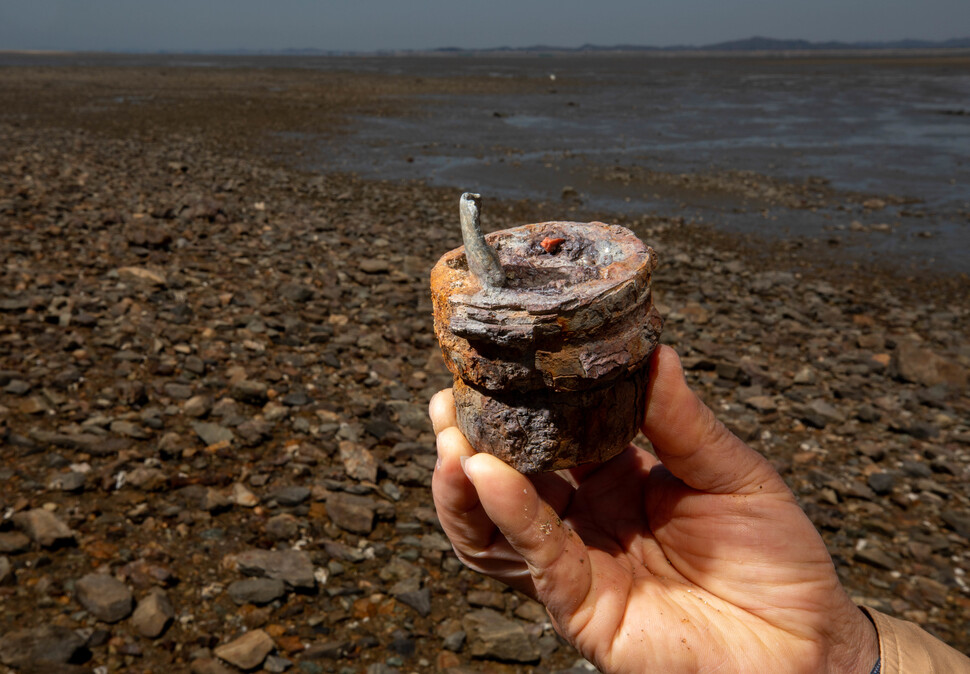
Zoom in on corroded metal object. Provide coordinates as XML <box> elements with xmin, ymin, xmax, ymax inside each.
<box><xmin>431</xmin><ymin>194</ymin><xmax>664</xmax><ymax>473</ymax></box>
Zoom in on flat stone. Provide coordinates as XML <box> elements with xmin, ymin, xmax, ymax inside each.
<box><xmin>443</xmin><ymin>630</ymin><xmax>467</xmax><ymax>652</ymax></box>
<box><xmin>359</xmin><ymin>259</ymin><xmax>389</xmax><ymax>273</ymax></box>
<box><xmin>795</xmin><ymin>400</ymin><xmax>845</xmax><ymax>429</ymax></box>
<box><xmin>302</xmin><ymin>641</ymin><xmax>350</xmax><ymax>659</ymax></box>
<box><xmin>854</xmin><ymin>546</ymin><xmax>897</xmax><ymax>571</ymax></box>
<box><xmin>201</xmin><ymin>488</ymin><xmax>233</xmax><ymax>512</ymax></box>
<box><xmin>228</xmin><ymin>578</ymin><xmax>287</xmax><ymax>605</ymax></box>
<box><xmin>110</xmin><ymin>419</ymin><xmax>151</xmax><ymax>439</ymax></box>
<box><xmin>191</xmin><ymin>657</ymin><xmax>236</xmax><ymax>674</ymax></box>
<box><xmin>191</xmin><ymin>421</ymin><xmax>235</xmax><ymax>446</ymax></box>
<box><xmin>265</xmin><ymin>513</ymin><xmax>300</xmax><ymax>540</ymax></box>
<box><xmin>744</xmin><ymin>395</ymin><xmax>777</xmax><ymax>413</ymax></box>
<box><xmin>326</xmin><ymin>492</ymin><xmax>376</xmax><ymax>534</ymax></box>
<box><xmin>0</xmin><ymin>556</ymin><xmax>13</xmax><ymax>586</ymax></box>
<box><xmin>4</xmin><ymin>379</ymin><xmax>31</xmax><ymax>395</ymax></box>
<box><xmin>12</xmin><ymin>509</ymin><xmax>76</xmax><ymax>548</ymax></box>
<box><xmin>0</xmin><ymin>531</ymin><xmax>31</xmax><ymax>554</ymax></box>
<box><xmin>264</xmin><ymin>654</ymin><xmax>294</xmax><ymax>672</ymax></box>
<box><xmin>131</xmin><ymin>588</ymin><xmax>175</xmax><ymax>638</ymax></box>
<box><xmin>339</xmin><ymin>441</ymin><xmax>378</xmax><ymax>482</ymax></box>
<box><xmin>117</xmin><ymin>266</ymin><xmax>167</xmax><ymax>286</ymax></box>
<box><xmin>514</xmin><ymin>599</ymin><xmax>548</xmax><ymax>622</ymax></box>
<box><xmin>19</xmin><ymin>396</ymin><xmax>49</xmax><ymax>414</ymax></box>
<box><xmin>49</xmin><ymin>471</ymin><xmax>87</xmax><ymax>492</ymax></box>
<box><xmin>867</xmin><ymin>472</ymin><xmax>895</xmax><ymax>496</ymax></box>
<box><xmin>394</xmin><ymin>586</ymin><xmax>431</xmax><ymax>618</ymax></box>
<box><xmin>281</xmin><ymin>389</ymin><xmax>312</xmax><ymax>406</ymax></box>
<box><xmin>232</xmin><ymin>482</ymin><xmax>260</xmax><ymax>507</ymax></box>
<box><xmin>463</xmin><ymin>608</ymin><xmax>540</xmax><ymax>663</ymax></box>
<box><xmin>0</xmin><ymin>625</ymin><xmax>86</xmax><ymax>668</ymax></box>
<box><xmin>279</xmin><ymin>283</ymin><xmax>314</xmax><ymax>303</ymax></box>
<box><xmin>941</xmin><ymin>510</ymin><xmax>970</xmax><ymax>540</ymax></box>
<box><xmin>467</xmin><ymin>590</ymin><xmax>506</xmax><ymax>610</ymax></box>
<box><xmin>230</xmin><ymin>380</ymin><xmax>269</xmax><ymax>405</ymax></box>
<box><xmin>892</xmin><ymin>341</ymin><xmax>967</xmax><ymax>390</ymax></box>
<box><xmin>75</xmin><ymin>573</ymin><xmax>134</xmax><ymax>623</ymax></box>
<box><xmin>272</xmin><ymin>486</ymin><xmax>310</xmax><ymax>506</ymax></box>
<box><xmin>29</xmin><ymin>429</ymin><xmax>105</xmax><ymax>453</ymax></box>
<box><xmin>184</xmin><ymin>394</ymin><xmax>212</xmax><ymax>417</ymax></box>
<box><xmin>236</xmin><ymin>549</ymin><xmax>315</xmax><ymax>590</ymax></box>
<box><xmin>164</xmin><ymin>382</ymin><xmax>194</xmax><ymax>400</ymax></box>
<box><xmin>214</xmin><ymin>629</ymin><xmax>275</xmax><ymax>671</ymax></box>
<box><xmin>126</xmin><ymin>466</ymin><xmax>168</xmax><ymax>491</ymax></box>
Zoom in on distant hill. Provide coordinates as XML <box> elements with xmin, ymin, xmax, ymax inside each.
<box><xmin>698</xmin><ymin>36</ymin><xmax>970</xmax><ymax>51</ymax></box>
<box><xmin>424</xmin><ymin>35</ymin><xmax>970</xmax><ymax>54</ymax></box>
<box><xmin>146</xmin><ymin>36</ymin><xmax>970</xmax><ymax>57</ymax></box>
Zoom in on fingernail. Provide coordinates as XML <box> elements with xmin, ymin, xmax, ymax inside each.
<box><xmin>459</xmin><ymin>454</ymin><xmax>469</xmax><ymax>476</ymax></box>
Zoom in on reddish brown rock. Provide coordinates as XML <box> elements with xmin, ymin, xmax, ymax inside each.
<box><xmin>431</xmin><ymin>216</ymin><xmax>662</xmax><ymax>473</ymax></box>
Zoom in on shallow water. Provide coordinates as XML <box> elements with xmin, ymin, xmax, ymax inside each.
<box><xmin>5</xmin><ymin>51</ymin><xmax>969</xmax><ymax>272</ymax></box>
<box><xmin>308</xmin><ymin>55</ymin><xmax>970</xmax><ymax>273</ymax></box>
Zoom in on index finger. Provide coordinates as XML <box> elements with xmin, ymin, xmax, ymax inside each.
<box><xmin>430</xmin><ymin>388</ymin><xmax>458</xmax><ymax>435</ymax></box>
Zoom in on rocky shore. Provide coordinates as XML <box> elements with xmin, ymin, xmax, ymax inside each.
<box><xmin>1</xmin><ymin>65</ymin><xmax>968</xmax><ymax>672</ymax></box>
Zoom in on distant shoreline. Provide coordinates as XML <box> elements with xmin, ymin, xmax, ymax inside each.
<box><xmin>2</xmin><ymin>33</ymin><xmax>970</xmax><ymax>59</ymax></box>
<box><xmin>3</xmin><ymin>48</ymin><xmax>970</xmax><ymax>65</ymax></box>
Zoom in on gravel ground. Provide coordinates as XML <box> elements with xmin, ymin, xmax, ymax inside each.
<box><xmin>0</xmin><ymin>65</ymin><xmax>968</xmax><ymax>673</ymax></box>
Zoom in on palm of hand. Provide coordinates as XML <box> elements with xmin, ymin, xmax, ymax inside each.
<box><xmin>431</xmin><ymin>347</ymin><xmax>876</xmax><ymax>673</ymax></box>
<box><xmin>459</xmin><ymin>446</ymin><xmax>848</xmax><ymax>673</ymax></box>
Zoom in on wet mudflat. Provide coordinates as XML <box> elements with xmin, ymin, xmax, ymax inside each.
<box><xmin>0</xmin><ymin>62</ymin><xmax>968</xmax><ymax>672</ymax></box>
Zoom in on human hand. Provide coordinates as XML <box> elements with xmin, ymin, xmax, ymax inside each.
<box><xmin>430</xmin><ymin>345</ymin><xmax>879</xmax><ymax>673</ymax></box>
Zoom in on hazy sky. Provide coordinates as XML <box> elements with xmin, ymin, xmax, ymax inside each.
<box><xmin>2</xmin><ymin>0</ymin><xmax>968</xmax><ymax>52</ymax></box>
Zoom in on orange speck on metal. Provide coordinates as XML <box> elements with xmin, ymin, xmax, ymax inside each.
<box><xmin>540</xmin><ymin>236</ymin><xmax>566</xmax><ymax>253</ymax></box>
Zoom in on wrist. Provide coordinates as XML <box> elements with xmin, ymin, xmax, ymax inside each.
<box><xmin>824</xmin><ymin>606</ymin><xmax>880</xmax><ymax>674</ymax></box>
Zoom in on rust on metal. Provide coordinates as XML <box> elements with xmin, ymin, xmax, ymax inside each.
<box><xmin>431</xmin><ymin>194</ymin><xmax>663</xmax><ymax>473</ymax></box>
<box><xmin>539</xmin><ymin>236</ymin><xmax>566</xmax><ymax>254</ymax></box>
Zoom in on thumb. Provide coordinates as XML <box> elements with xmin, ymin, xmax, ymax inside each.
<box><xmin>642</xmin><ymin>345</ymin><xmax>783</xmax><ymax>495</ymax></box>
<box><xmin>460</xmin><ymin>453</ymin><xmax>593</xmax><ymax>609</ymax></box>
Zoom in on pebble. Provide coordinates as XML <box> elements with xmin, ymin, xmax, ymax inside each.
<box><xmin>265</xmin><ymin>513</ymin><xmax>301</xmax><ymax>540</ymax></box>
<box><xmin>339</xmin><ymin>441</ymin><xmax>379</xmax><ymax>482</ymax></box>
<box><xmin>75</xmin><ymin>573</ymin><xmax>134</xmax><ymax>623</ymax></box>
<box><xmin>867</xmin><ymin>472</ymin><xmax>896</xmax><ymax>495</ymax></box>
<box><xmin>0</xmin><ymin>625</ymin><xmax>86</xmax><ymax>669</ymax></box>
<box><xmin>230</xmin><ymin>380</ymin><xmax>269</xmax><ymax>405</ymax></box>
<box><xmin>232</xmin><ymin>482</ymin><xmax>260</xmax><ymax>507</ymax></box>
<box><xmin>265</xmin><ymin>654</ymin><xmax>295</xmax><ymax>672</ymax></box>
<box><xmin>463</xmin><ymin>609</ymin><xmax>540</xmax><ymax>663</ymax></box>
<box><xmin>228</xmin><ymin>578</ymin><xmax>287</xmax><ymax>605</ymax></box>
<box><xmin>191</xmin><ymin>421</ymin><xmax>236</xmax><ymax>446</ymax></box>
<box><xmin>117</xmin><ymin>266</ymin><xmax>167</xmax><ymax>286</ymax></box>
<box><xmin>0</xmin><ymin>531</ymin><xmax>31</xmax><ymax>554</ymax></box>
<box><xmin>11</xmin><ymin>509</ymin><xmax>76</xmax><ymax>548</ymax></box>
<box><xmin>191</xmin><ymin>658</ymin><xmax>236</xmax><ymax>674</ymax></box>
<box><xmin>795</xmin><ymin>400</ymin><xmax>845</xmax><ymax>429</ymax></box>
<box><xmin>48</xmin><ymin>470</ymin><xmax>87</xmax><ymax>492</ymax></box>
<box><xmin>390</xmin><ymin>578</ymin><xmax>432</xmax><ymax>617</ymax></box>
<box><xmin>184</xmin><ymin>395</ymin><xmax>213</xmax><ymax>417</ymax></box>
<box><xmin>854</xmin><ymin>546</ymin><xmax>898</xmax><ymax>571</ymax></box>
<box><xmin>214</xmin><ymin>628</ymin><xmax>275</xmax><ymax>670</ymax></box>
<box><xmin>0</xmin><ymin>555</ymin><xmax>13</xmax><ymax>586</ymax></box>
<box><xmin>892</xmin><ymin>341</ymin><xmax>968</xmax><ymax>389</ymax></box>
<box><xmin>235</xmin><ymin>549</ymin><xmax>316</xmax><ymax>590</ymax></box>
<box><xmin>131</xmin><ymin>588</ymin><xmax>175</xmax><ymax>638</ymax></box>
<box><xmin>302</xmin><ymin>641</ymin><xmax>350</xmax><ymax>659</ymax></box>
<box><xmin>272</xmin><ymin>486</ymin><xmax>311</xmax><ymax>506</ymax></box>
<box><xmin>326</xmin><ymin>492</ymin><xmax>378</xmax><ymax>534</ymax></box>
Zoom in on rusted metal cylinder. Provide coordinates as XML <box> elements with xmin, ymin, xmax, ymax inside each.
<box><xmin>431</xmin><ymin>209</ymin><xmax>663</xmax><ymax>473</ymax></box>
